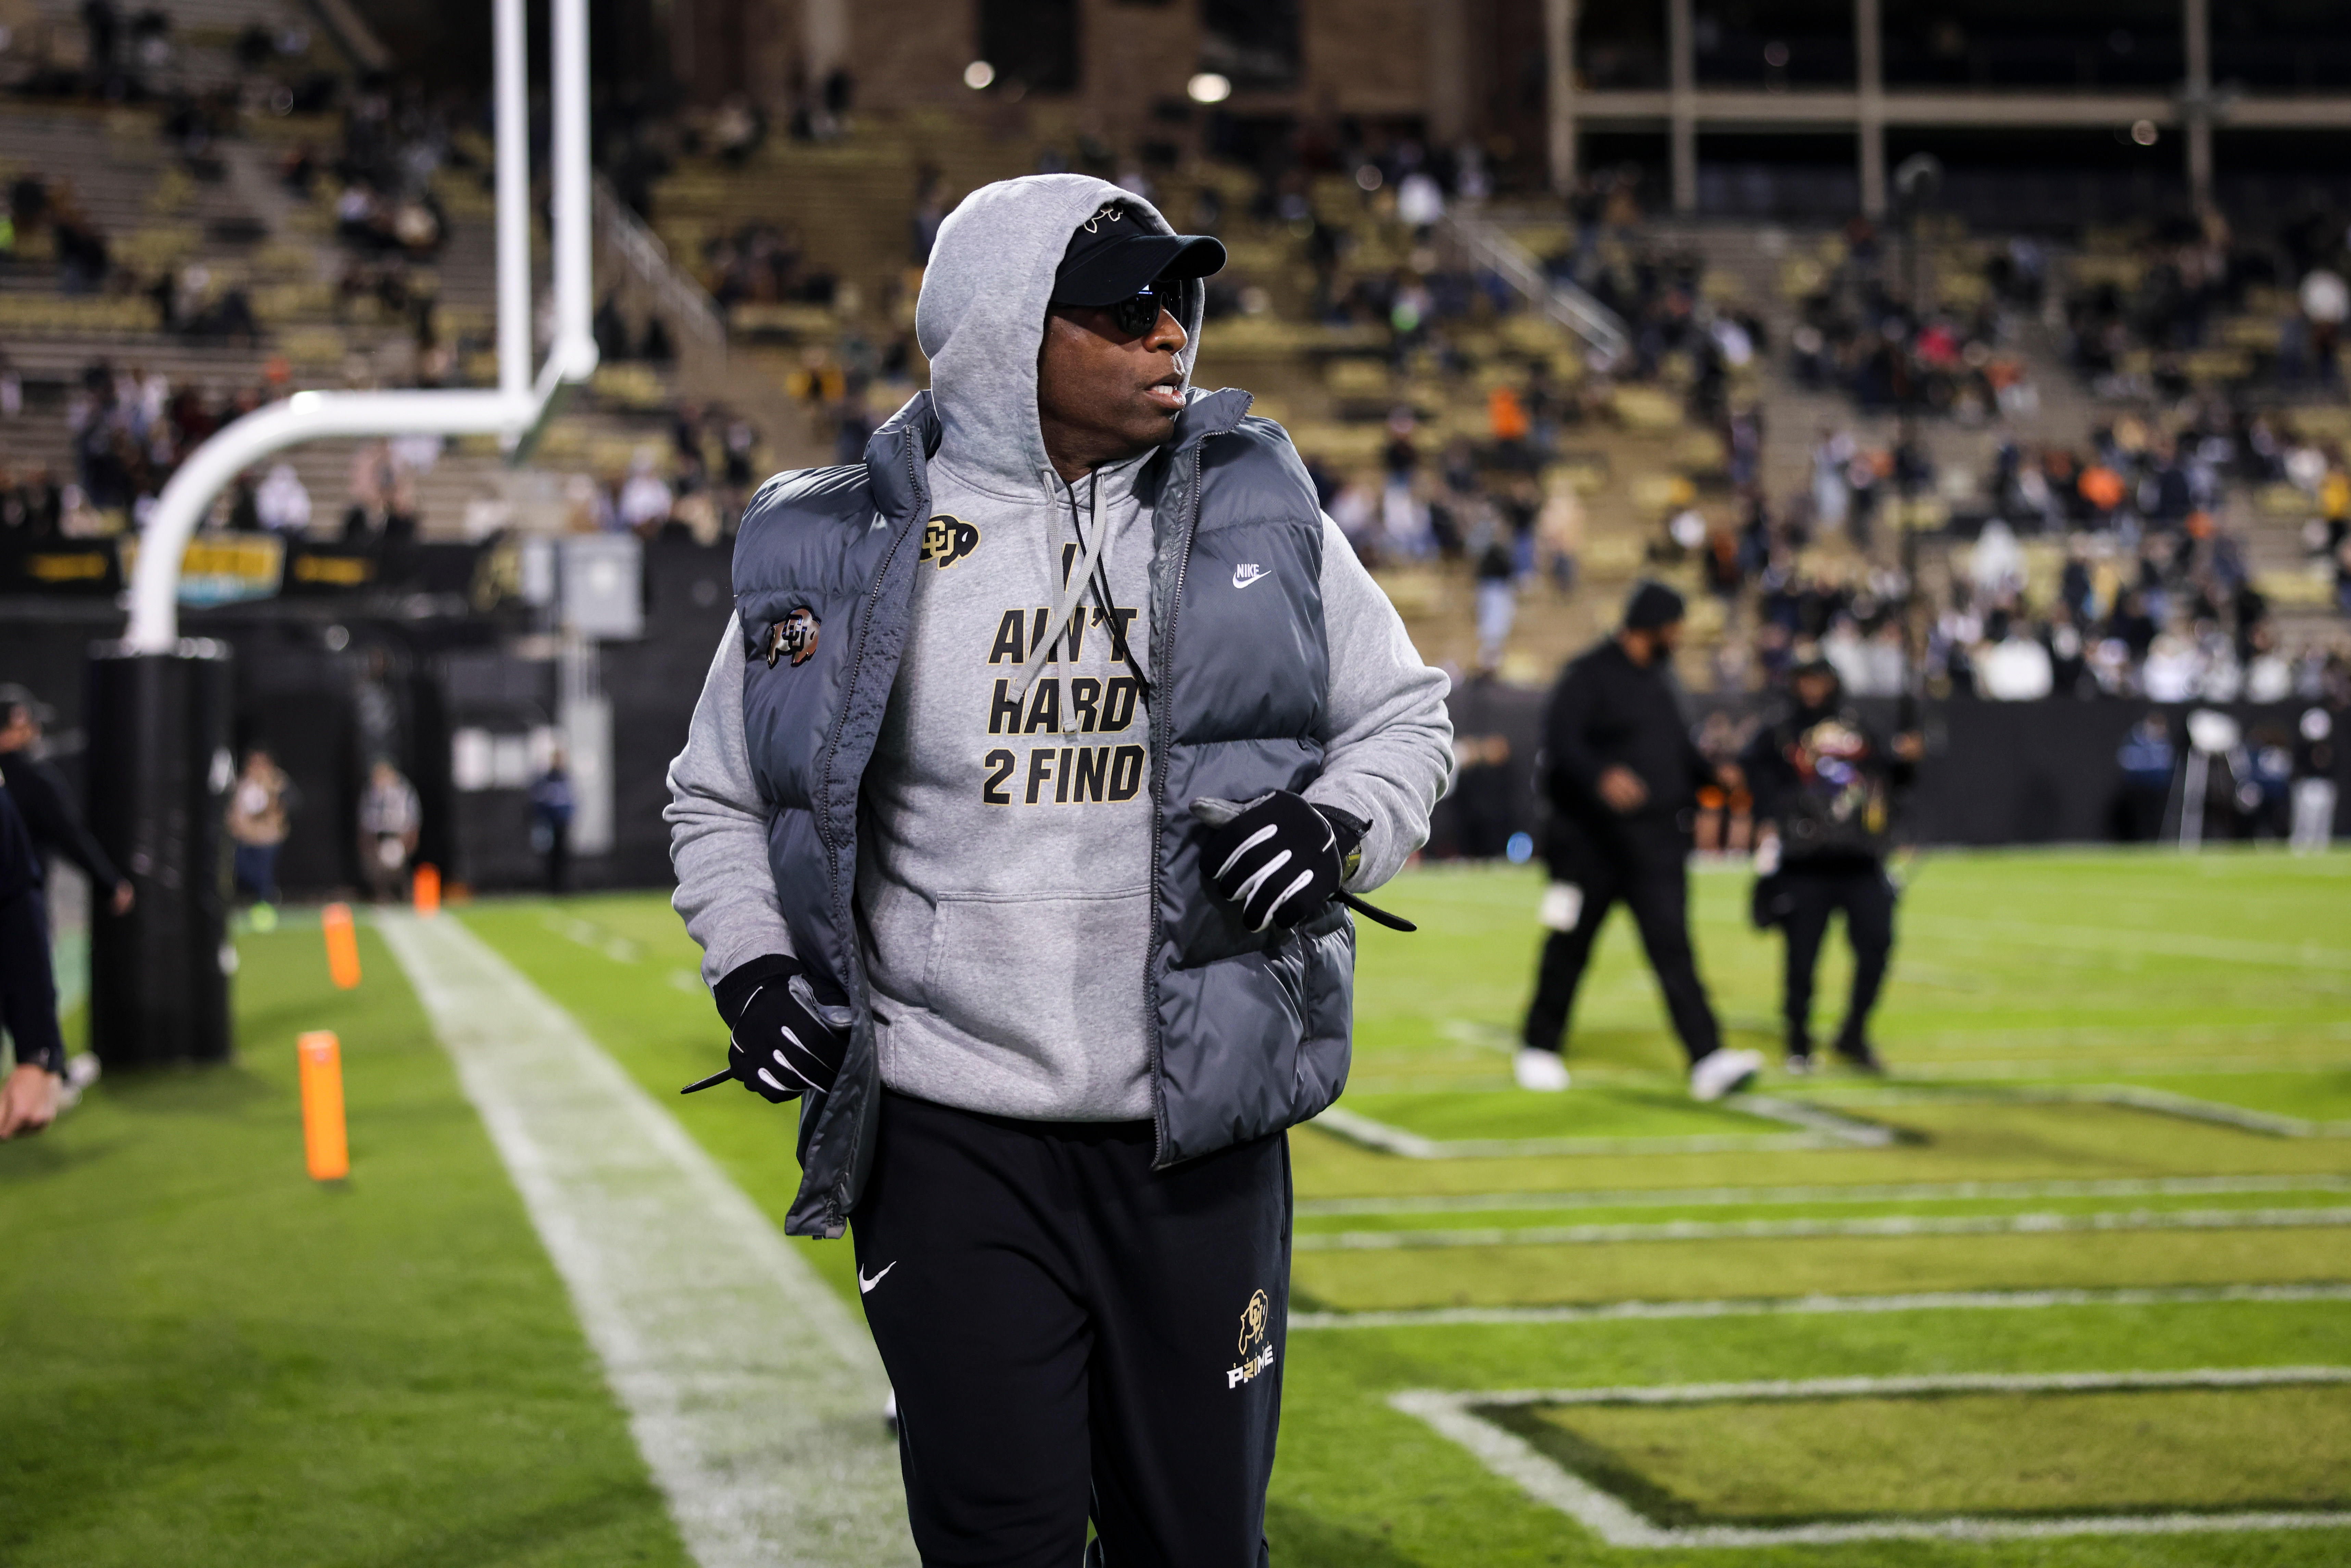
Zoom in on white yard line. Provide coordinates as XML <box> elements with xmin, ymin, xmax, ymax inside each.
<box><xmin>378</xmin><ymin>912</ymin><xmax>914</xmax><ymax>1568</ymax></box>
<box><xmin>1309</xmin><ymin>1100</ymin><xmax>1888</xmax><ymax>1160</ymax></box>
<box><xmin>1804</xmin><ymin>1082</ymin><xmax>2351</xmax><ymax>1137</ymax></box>
<box><xmin>1847</xmin><ymin>1052</ymin><xmax>2351</xmax><ymax>1077</ymax></box>
<box><xmin>1295</xmin><ymin>1204</ymin><xmax>2351</xmax><ymax>1251</ymax></box>
<box><xmin>1391</xmin><ymin>1367</ymin><xmax>2351</xmax><ymax>1547</ymax></box>
<box><xmin>1313</xmin><ymin>1080</ymin><xmax>2350</xmax><ymax>1162</ymax></box>
<box><xmin>1292</xmin><ymin>1281</ymin><xmax>2351</xmax><ymax>1330</ymax></box>
<box><xmin>1463</xmin><ymin>1363</ymin><xmax>2351</xmax><ymax>1406</ymax></box>
<box><xmin>1298</xmin><ymin>1173</ymin><xmax>2351</xmax><ymax>1217</ymax></box>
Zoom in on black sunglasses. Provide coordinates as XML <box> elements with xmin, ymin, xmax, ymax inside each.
<box><xmin>1104</xmin><ymin>284</ymin><xmax>1168</xmax><ymax>338</ymax></box>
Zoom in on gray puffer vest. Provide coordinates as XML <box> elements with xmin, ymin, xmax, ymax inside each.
<box><xmin>732</xmin><ymin>388</ymin><xmax>1353</xmax><ymax>1238</ymax></box>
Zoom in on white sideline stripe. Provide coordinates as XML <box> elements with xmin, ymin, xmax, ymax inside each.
<box><xmin>1291</xmin><ymin>1281</ymin><xmax>2351</xmax><ymax>1330</ymax></box>
<box><xmin>378</xmin><ymin>912</ymin><xmax>915</xmax><ymax>1568</ymax></box>
<box><xmin>1297</xmin><ymin>1173</ymin><xmax>2351</xmax><ymax>1217</ymax></box>
<box><xmin>1294</xmin><ymin>1205</ymin><xmax>2351</xmax><ymax>1252</ymax></box>
<box><xmin>1391</xmin><ymin>1368</ymin><xmax>2351</xmax><ymax>1547</ymax></box>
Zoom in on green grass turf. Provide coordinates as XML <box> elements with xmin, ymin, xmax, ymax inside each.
<box><xmin>1505</xmin><ymin>1384</ymin><xmax>2351</xmax><ymax>1522</ymax></box>
<box><xmin>454</xmin><ymin>850</ymin><xmax>2351</xmax><ymax>1565</ymax></box>
<box><xmin>0</xmin><ymin>913</ymin><xmax>688</xmax><ymax>1567</ymax></box>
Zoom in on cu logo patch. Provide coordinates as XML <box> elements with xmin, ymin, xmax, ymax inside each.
<box><xmin>1226</xmin><ymin>1288</ymin><xmax>1275</xmax><ymax>1390</ymax></box>
<box><xmin>919</xmin><ymin>514</ymin><xmax>980</xmax><ymax>569</ymax></box>
<box><xmin>763</xmin><ymin>607</ymin><xmax>820</xmax><ymax>668</ymax></box>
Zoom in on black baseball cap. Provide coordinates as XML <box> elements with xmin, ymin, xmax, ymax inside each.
<box><xmin>1050</xmin><ymin>202</ymin><xmax>1226</xmax><ymax>308</ymax></box>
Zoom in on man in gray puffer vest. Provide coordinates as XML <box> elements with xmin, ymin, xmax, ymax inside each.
<box><xmin>666</xmin><ymin>174</ymin><xmax>1452</xmax><ymax>1566</ymax></box>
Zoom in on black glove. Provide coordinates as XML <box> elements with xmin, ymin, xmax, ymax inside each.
<box><xmin>1199</xmin><ymin>791</ymin><xmax>1365</xmax><ymax>933</ymax></box>
<box><xmin>682</xmin><ymin>954</ymin><xmax>848</xmax><ymax>1103</ymax></box>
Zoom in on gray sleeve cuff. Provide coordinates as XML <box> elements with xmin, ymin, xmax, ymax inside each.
<box><xmin>666</xmin><ymin>614</ymin><xmax>796</xmax><ymax>986</ymax></box>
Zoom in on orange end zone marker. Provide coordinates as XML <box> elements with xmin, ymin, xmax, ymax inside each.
<box><xmin>413</xmin><ymin>862</ymin><xmax>441</xmax><ymax>919</ymax></box>
<box><xmin>298</xmin><ymin>1030</ymin><xmax>350</xmax><ymax>1181</ymax></box>
<box><xmin>322</xmin><ymin>902</ymin><xmax>362</xmax><ymax>989</ymax></box>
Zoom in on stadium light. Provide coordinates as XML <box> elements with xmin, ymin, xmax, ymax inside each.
<box><xmin>1187</xmin><ymin>72</ymin><xmax>1232</xmax><ymax>104</ymax></box>
<box><xmin>964</xmin><ymin>60</ymin><xmax>996</xmax><ymax>90</ymax></box>
<box><xmin>122</xmin><ymin>0</ymin><xmax>600</xmax><ymax>655</ymax></box>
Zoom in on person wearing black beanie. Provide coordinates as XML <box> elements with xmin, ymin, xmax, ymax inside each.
<box><xmin>1515</xmin><ymin>581</ymin><xmax>1763</xmax><ymax>1102</ymax></box>
<box><xmin>1622</xmin><ymin>579</ymin><xmax>1685</xmax><ymax>632</ymax></box>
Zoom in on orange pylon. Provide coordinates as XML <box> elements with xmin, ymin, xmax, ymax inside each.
<box><xmin>321</xmin><ymin>903</ymin><xmax>362</xmax><ymax>989</ymax></box>
<box><xmin>298</xmin><ymin>1031</ymin><xmax>349</xmax><ymax>1181</ymax></box>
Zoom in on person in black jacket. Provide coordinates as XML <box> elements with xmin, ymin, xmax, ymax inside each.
<box><xmin>0</xmin><ymin>774</ymin><xmax>65</xmax><ymax>1138</ymax></box>
<box><xmin>1519</xmin><ymin>581</ymin><xmax>1765</xmax><ymax>1101</ymax></box>
<box><xmin>1739</xmin><ymin>657</ymin><xmax>1920</xmax><ymax>1072</ymax></box>
<box><xmin>0</xmin><ymin>686</ymin><xmax>134</xmax><ymax>918</ymax></box>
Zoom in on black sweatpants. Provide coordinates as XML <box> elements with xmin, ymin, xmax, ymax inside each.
<box><xmin>1780</xmin><ymin>864</ymin><xmax>1896</xmax><ymax>1054</ymax></box>
<box><xmin>1522</xmin><ymin>828</ymin><xmax>1722</xmax><ymax>1064</ymax></box>
<box><xmin>0</xmin><ymin>886</ymin><xmax>64</xmax><ymax>1074</ymax></box>
<box><xmin>851</xmin><ymin>1089</ymin><xmax>1290</xmax><ymax>1568</ymax></box>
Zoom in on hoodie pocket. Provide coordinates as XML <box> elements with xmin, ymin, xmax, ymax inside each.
<box><xmin>920</xmin><ymin>886</ymin><xmax>1151</xmax><ymax>1054</ymax></box>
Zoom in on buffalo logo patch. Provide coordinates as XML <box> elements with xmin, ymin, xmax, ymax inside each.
<box><xmin>1227</xmin><ymin>1288</ymin><xmax>1275</xmax><ymax>1390</ymax></box>
<box><xmin>920</xmin><ymin>514</ymin><xmax>980</xmax><ymax>569</ymax></box>
<box><xmin>763</xmin><ymin>607</ymin><xmax>820</xmax><ymax>668</ymax></box>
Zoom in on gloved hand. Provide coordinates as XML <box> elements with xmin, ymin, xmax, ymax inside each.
<box><xmin>682</xmin><ymin>954</ymin><xmax>849</xmax><ymax>1103</ymax></box>
<box><xmin>1198</xmin><ymin>791</ymin><xmax>1365</xmax><ymax>933</ymax></box>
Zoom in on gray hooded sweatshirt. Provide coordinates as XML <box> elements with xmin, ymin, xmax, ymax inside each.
<box><xmin>667</xmin><ymin>173</ymin><xmax>1452</xmax><ymax>1122</ymax></box>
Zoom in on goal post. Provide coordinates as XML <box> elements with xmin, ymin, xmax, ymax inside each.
<box><xmin>88</xmin><ymin>0</ymin><xmax>600</xmax><ymax>1067</ymax></box>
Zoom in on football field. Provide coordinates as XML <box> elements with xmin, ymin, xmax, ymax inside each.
<box><xmin>4</xmin><ymin>849</ymin><xmax>2348</xmax><ymax>1564</ymax></box>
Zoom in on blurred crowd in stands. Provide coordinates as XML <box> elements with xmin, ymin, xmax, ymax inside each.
<box><xmin>552</xmin><ymin>402</ymin><xmax>767</xmax><ymax>547</ymax></box>
<box><xmin>2063</xmin><ymin>210</ymin><xmax>2350</xmax><ymax>398</ymax></box>
<box><xmin>1785</xmin><ymin>216</ymin><xmax>2044</xmax><ymax>424</ymax></box>
<box><xmin>0</xmin><ymin>25</ymin><xmax>769</xmax><ymax>552</ymax></box>
<box><xmin>1692</xmin><ymin>396</ymin><xmax>2351</xmax><ymax>706</ymax></box>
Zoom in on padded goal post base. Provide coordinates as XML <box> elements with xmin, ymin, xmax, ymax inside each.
<box><xmin>86</xmin><ymin>642</ymin><xmax>235</xmax><ymax>1067</ymax></box>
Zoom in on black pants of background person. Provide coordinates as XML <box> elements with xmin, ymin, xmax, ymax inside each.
<box><xmin>1</xmin><ymin>886</ymin><xmax>65</xmax><ymax>1073</ymax></box>
<box><xmin>1780</xmin><ymin>864</ymin><xmax>1896</xmax><ymax>1055</ymax></box>
<box><xmin>852</xmin><ymin>1090</ymin><xmax>1287</xmax><ymax>1568</ymax></box>
<box><xmin>1522</xmin><ymin>822</ymin><xmax>1723</xmax><ymax>1064</ymax></box>
<box><xmin>541</xmin><ymin>821</ymin><xmax>569</xmax><ymax>894</ymax></box>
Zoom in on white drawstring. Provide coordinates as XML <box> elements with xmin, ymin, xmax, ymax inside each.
<box><xmin>1016</xmin><ymin>470</ymin><xmax>1112</xmax><ymax>733</ymax></box>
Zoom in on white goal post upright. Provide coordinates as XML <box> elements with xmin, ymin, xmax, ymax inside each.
<box><xmin>122</xmin><ymin>0</ymin><xmax>601</xmax><ymax>653</ymax></box>
<box><xmin>86</xmin><ymin>0</ymin><xmax>599</xmax><ymax>1070</ymax></box>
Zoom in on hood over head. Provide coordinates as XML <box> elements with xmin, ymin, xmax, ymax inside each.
<box><xmin>915</xmin><ymin>174</ymin><xmax>1208</xmax><ymax>497</ymax></box>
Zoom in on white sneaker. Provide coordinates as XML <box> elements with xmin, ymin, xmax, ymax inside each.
<box><xmin>1514</xmin><ymin>1048</ymin><xmax>1571</xmax><ymax>1092</ymax></box>
<box><xmin>1690</xmin><ymin>1048</ymin><xmax>1763</xmax><ymax>1102</ymax></box>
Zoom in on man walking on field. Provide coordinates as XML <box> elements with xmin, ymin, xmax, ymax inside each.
<box><xmin>667</xmin><ymin>174</ymin><xmax>1452</xmax><ymax>1565</ymax></box>
<box><xmin>1516</xmin><ymin>581</ymin><xmax>1762</xmax><ymax>1101</ymax></box>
